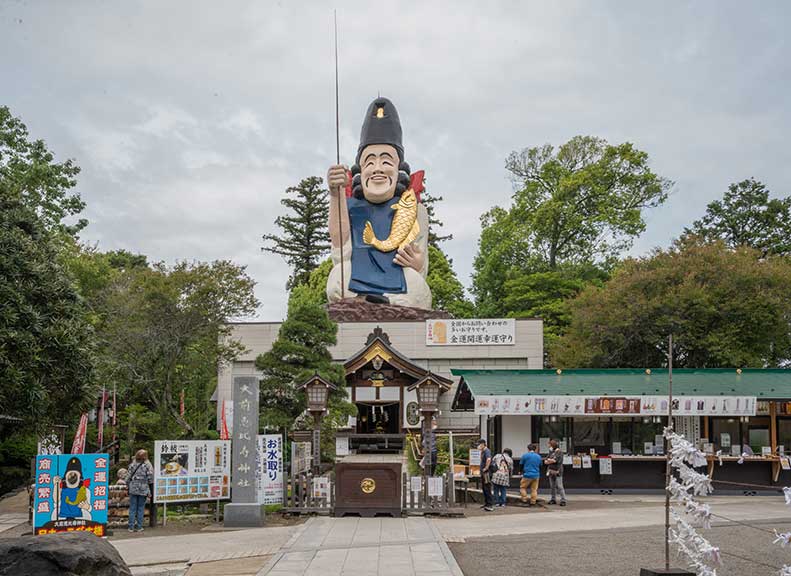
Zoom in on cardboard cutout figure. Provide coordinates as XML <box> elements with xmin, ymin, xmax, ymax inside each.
<box><xmin>52</xmin><ymin>456</ymin><xmax>92</xmax><ymax>521</ymax></box>
<box><xmin>326</xmin><ymin>97</ymin><xmax>432</xmax><ymax>309</ymax></box>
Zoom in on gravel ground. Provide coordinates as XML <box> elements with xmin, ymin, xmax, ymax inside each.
<box><xmin>449</xmin><ymin>520</ymin><xmax>791</xmax><ymax>576</ymax></box>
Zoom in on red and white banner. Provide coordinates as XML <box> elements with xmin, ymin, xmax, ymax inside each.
<box><xmin>70</xmin><ymin>413</ymin><xmax>88</xmax><ymax>454</ymax></box>
<box><xmin>97</xmin><ymin>390</ymin><xmax>108</xmax><ymax>449</ymax></box>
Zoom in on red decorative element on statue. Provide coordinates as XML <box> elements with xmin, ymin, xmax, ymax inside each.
<box><xmin>410</xmin><ymin>170</ymin><xmax>425</xmax><ymax>203</ymax></box>
<box><xmin>345</xmin><ymin>169</ymin><xmax>353</xmax><ymax>198</ymax></box>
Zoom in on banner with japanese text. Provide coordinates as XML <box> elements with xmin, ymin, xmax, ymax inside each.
<box><xmin>153</xmin><ymin>440</ymin><xmax>231</xmax><ymax>503</ymax></box>
<box><xmin>426</xmin><ymin>319</ymin><xmax>515</xmax><ymax>346</ymax></box>
<box><xmin>33</xmin><ymin>454</ymin><xmax>109</xmax><ymax>536</ymax></box>
<box><xmin>256</xmin><ymin>434</ymin><xmax>283</xmax><ymax>505</ymax></box>
<box><xmin>474</xmin><ymin>394</ymin><xmax>756</xmax><ymax>417</ymax></box>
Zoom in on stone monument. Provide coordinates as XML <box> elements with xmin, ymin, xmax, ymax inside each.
<box><xmin>224</xmin><ymin>375</ymin><xmax>264</xmax><ymax>527</ymax></box>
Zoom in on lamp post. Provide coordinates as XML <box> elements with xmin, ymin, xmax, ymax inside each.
<box><xmin>298</xmin><ymin>374</ymin><xmax>337</xmax><ymax>475</ymax></box>
<box><xmin>409</xmin><ymin>375</ymin><xmax>442</xmax><ymax>481</ymax></box>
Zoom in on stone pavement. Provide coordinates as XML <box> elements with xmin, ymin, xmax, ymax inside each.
<box><xmin>0</xmin><ymin>512</ymin><xmax>27</xmax><ymax>534</ymax></box>
<box><xmin>434</xmin><ymin>494</ymin><xmax>791</xmax><ymax>542</ymax></box>
<box><xmin>111</xmin><ymin>524</ymin><xmax>297</xmax><ymax>569</ymax></box>
<box><xmin>259</xmin><ymin>516</ymin><xmax>463</xmax><ymax>576</ymax></box>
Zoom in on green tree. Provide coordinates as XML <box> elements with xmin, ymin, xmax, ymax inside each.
<box><xmin>255</xmin><ymin>298</ymin><xmax>354</xmax><ymax>434</ymax></box>
<box><xmin>262</xmin><ymin>176</ymin><xmax>330</xmax><ymax>289</ymax></box>
<box><xmin>95</xmin><ymin>259</ymin><xmax>258</xmax><ymax>437</ymax></box>
<box><xmin>551</xmin><ymin>240</ymin><xmax>791</xmax><ymax>369</ymax></box>
<box><xmin>421</xmin><ymin>190</ymin><xmax>452</xmax><ymax>248</ymax></box>
<box><xmin>0</xmin><ymin>107</ymin><xmax>96</xmax><ymax>432</ymax></box>
<box><xmin>426</xmin><ymin>245</ymin><xmax>474</xmax><ymax>318</ymax></box>
<box><xmin>287</xmin><ymin>258</ymin><xmax>332</xmax><ymax>310</ymax></box>
<box><xmin>502</xmin><ymin>264</ymin><xmax>609</xmax><ymax>358</ymax></box>
<box><xmin>685</xmin><ymin>178</ymin><xmax>791</xmax><ymax>257</ymax></box>
<box><xmin>0</xmin><ymin>106</ymin><xmax>86</xmax><ymax>235</ymax></box>
<box><xmin>0</xmin><ymin>191</ymin><xmax>97</xmax><ymax>430</ymax></box>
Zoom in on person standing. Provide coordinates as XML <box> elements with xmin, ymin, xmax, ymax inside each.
<box><xmin>544</xmin><ymin>439</ymin><xmax>567</xmax><ymax>506</ymax></box>
<box><xmin>477</xmin><ymin>439</ymin><xmax>494</xmax><ymax>512</ymax></box>
<box><xmin>491</xmin><ymin>448</ymin><xmax>514</xmax><ymax>508</ymax></box>
<box><xmin>125</xmin><ymin>449</ymin><xmax>154</xmax><ymax>533</ymax></box>
<box><xmin>519</xmin><ymin>444</ymin><xmax>542</xmax><ymax>507</ymax></box>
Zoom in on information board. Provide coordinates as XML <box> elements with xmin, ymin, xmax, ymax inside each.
<box><xmin>33</xmin><ymin>454</ymin><xmax>109</xmax><ymax>536</ymax></box>
<box><xmin>153</xmin><ymin>440</ymin><xmax>231</xmax><ymax>503</ymax></box>
<box><xmin>257</xmin><ymin>434</ymin><xmax>283</xmax><ymax>505</ymax></box>
<box><xmin>426</xmin><ymin>319</ymin><xmax>515</xmax><ymax>346</ymax></box>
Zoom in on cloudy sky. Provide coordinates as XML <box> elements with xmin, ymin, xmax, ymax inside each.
<box><xmin>2</xmin><ymin>1</ymin><xmax>789</xmax><ymax>320</ymax></box>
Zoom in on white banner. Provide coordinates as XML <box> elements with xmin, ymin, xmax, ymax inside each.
<box><xmin>474</xmin><ymin>394</ymin><xmax>756</xmax><ymax>417</ymax></box>
<box><xmin>257</xmin><ymin>434</ymin><xmax>283</xmax><ymax>505</ymax></box>
<box><xmin>154</xmin><ymin>440</ymin><xmax>231</xmax><ymax>503</ymax></box>
<box><xmin>426</xmin><ymin>319</ymin><xmax>515</xmax><ymax>346</ymax></box>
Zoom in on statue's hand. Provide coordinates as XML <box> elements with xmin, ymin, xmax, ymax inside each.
<box><xmin>394</xmin><ymin>243</ymin><xmax>424</xmax><ymax>272</ymax></box>
<box><xmin>327</xmin><ymin>165</ymin><xmax>349</xmax><ymax>196</ymax></box>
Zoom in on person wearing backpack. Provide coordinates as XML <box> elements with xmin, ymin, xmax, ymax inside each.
<box><xmin>125</xmin><ymin>449</ymin><xmax>154</xmax><ymax>533</ymax></box>
<box><xmin>519</xmin><ymin>444</ymin><xmax>542</xmax><ymax>506</ymax></box>
<box><xmin>491</xmin><ymin>448</ymin><xmax>513</xmax><ymax>507</ymax></box>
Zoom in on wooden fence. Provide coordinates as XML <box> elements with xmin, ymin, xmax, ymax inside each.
<box><xmin>282</xmin><ymin>470</ymin><xmax>334</xmax><ymax>515</ymax></box>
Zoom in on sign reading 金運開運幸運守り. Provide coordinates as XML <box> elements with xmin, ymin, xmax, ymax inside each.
<box><xmin>426</xmin><ymin>319</ymin><xmax>515</xmax><ymax>346</ymax></box>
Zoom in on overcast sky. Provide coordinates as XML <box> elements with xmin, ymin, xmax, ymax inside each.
<box><xmin>2</xmin><ymin>1</ymin><xmax>789</xmax><ymax>320</ymax></box>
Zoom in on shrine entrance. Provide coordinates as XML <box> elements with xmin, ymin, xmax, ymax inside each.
<box><xmin>355</xmin><ymin>402</ymin><xmax>400</xmax><ymax>435</ymax></box>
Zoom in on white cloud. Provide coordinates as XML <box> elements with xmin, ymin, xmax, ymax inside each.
<box><xmin>2</xmin><ymin>0</ymin><xmax>790</xmax><ymax>320</ymax></box>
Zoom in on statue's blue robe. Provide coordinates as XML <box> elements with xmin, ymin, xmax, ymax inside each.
<box><xmin>347</xmin><ymin>196</ymin><xmax>406</xmax><ymax>295</ymax></box>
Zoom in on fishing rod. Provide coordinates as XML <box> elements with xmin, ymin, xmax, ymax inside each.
<box><xmin>334</xmin><ymin>9</ymin><xmax>345</xmax><ymax>299</ymax></box>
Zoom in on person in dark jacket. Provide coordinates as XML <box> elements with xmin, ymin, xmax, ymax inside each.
<box><xmin>125</xmin><ymin>449</ymin><xmax>154</xmax><ymax>532</ymax></box>
<box><xmin>544</xmin><ymin>439</ymin><xmax>567</xmax><ymax>506</ymax></box>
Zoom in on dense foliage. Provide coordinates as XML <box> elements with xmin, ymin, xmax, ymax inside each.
<box><xmin>684</xmin><ymin>178</ymin><xmax>791</xmax><ymax>257</ymax></box>
<box><xmin>551</xmin><ymin>240</ymin><xmax>791</xmax><ymax>368</ymax></box>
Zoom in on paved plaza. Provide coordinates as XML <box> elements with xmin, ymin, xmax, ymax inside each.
<box><xmin>259</xmin><ymin>516</ymin><xmax>463</xmax><ymax>576</ymax></box>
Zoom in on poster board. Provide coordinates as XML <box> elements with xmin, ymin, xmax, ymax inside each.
<box><xmin>153</xmin><ymin>440</ymin><xmax>231</xmax><ymax>503</ymax></box>
<box><xmin>426</xmin><ymin>318</ymin><xmax>515</xmax><ymax>346</ymax></box>
<box><xmin>582</xmin><ymin>455</ymin><xmax>592</xmax><ymax>469</ymax></box>
<box><xmin>33</xmin><ymin>454</ymin><xmax>109</xmax><ymax>536</ymax></box>
<box><xmin>539</xmin><ymin>438</ymin><xmax>550</xmax><ymax>454</ymax></box>
<box><xmin>599</xmin><ymin>457</ymin><xmax>612</xmax><ymax>475</ymax></box>
<box><xmin>453</xmin><ymin>464</ymin><xmax>467</xmax><ymax>480</ymax></box>
<box><xmin>428</xmin><ymin>477</ymin><xmax>444</xmax><ymax>497</ymax></box>
<box><xmin>410</xmin><ymin>476</ymin><xmax>423</xmax><ymax>493</ymax></box>
<box><xmin>291</xmin><ymin>442</ymin><xmax>312</xmax><ymax>476</ymax></box>
<box><xmin>312</xmin><ymin>477</ymin><xmax>330</xmax><ymax>499</ymax></box>
<box><xmin>611</xmin><ymin>442</ymin><xmax>622</xmax><ymax>455</ymax></box>
<box><xmin>336</xmin><ymin>436</ymin><xmax>350</xmax><ymax>457</ymax></box>
<box><xmin>257</xmin><ymin>434</ymin><xmax>283</xmax><ymax>505</ymax></box>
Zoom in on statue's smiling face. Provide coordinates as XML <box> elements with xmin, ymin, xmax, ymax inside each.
<box><xmin>360</xmin><ymin>144</ymin><xmax>398</xmax><ymax>204</ymax></box>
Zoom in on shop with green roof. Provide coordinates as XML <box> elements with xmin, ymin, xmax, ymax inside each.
<box><xmin>451</xmin><ymin>368</ymin><xmax>791</xmax><ymax>490</ymax></box>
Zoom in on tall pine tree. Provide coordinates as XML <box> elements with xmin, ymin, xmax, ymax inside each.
<box><xmin>262</xmin><ymin>176</ymin><xmax>330</xmax><ymax>289</ymax></box>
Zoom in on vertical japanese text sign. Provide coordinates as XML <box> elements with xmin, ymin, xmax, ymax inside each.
<box><xmin>231</xmin><ymin>376</ymin><xmax>259</xmax><ymax>504</ymax></box>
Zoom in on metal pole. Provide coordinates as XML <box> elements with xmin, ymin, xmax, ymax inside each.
<box><xmin>333</xmin><ymin>9</ymin><xmax>345</xmax><ymax>299</ymax></box>
<box><xmin>448</xmin><ymin>431</ymin><xmax>456</xmax><ymax>507</ymax></box>
<box><xmin>664</xmin><ymin>333</ymin><xmax>674</xmax><ymax>570</ymax></box>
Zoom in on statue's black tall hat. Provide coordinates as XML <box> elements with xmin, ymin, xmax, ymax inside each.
<box><xmin>356</xmin><ymin>97</ymin><xmax>403</xmax><ymax>164</ymax></box>
<box><xmin>65</xmin><ymin>456</ymin><xmax>82</xmax><ymax>475</ymax></box>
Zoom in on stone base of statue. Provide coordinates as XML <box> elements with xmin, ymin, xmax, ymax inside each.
<box><xmin>223</xmin><ymin>502</ymin><xmax>265</xmax><ymax>528</ymax></box>
<box><xmin>327</xmin><ymin>299</ymin><xmax>452</xmax><ymax>323</ymax></box>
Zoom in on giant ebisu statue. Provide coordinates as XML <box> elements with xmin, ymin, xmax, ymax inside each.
<box><xmin>326</xmin><ymin>97</ymin><xmax>432</xmax><ymax>309</ymax></box>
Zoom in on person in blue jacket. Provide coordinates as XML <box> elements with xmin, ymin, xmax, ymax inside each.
<box><xmin>520</xmin><ymin>444</ymin><xmax>542</xmax><ymax>506</ymax></box>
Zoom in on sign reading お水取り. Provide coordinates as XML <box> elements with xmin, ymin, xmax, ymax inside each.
<box><xmin>153</xmin><ymin>440</ymin><xmax>231</xmax><ymax>503</ymax></box>
<box><xmin>426</xmin><ymin>319</ymin><xmax>515</xmax><ymax>346</ymax></box>
<box><xmin>33</xmin><ymin>454</ymin><xmax>109</xmax><ymax>536</ymax></box>
<box><xmin>257</xmin><ymin>434</ymin><xmax>283</xmax><ymax>505</ymax></box>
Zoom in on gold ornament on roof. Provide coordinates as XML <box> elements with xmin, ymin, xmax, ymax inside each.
<box><xmin>361</xmin><ymin>477</ymin><xmax>376</xmax><ymax>494</ymax></box>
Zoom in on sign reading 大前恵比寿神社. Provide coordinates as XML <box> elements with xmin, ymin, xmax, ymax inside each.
<box><xmin>426</xmin><ymin>319</ymin><xmax>515</xmax><ymax>346</ymax></box>
<box><xmin>224</xmin><ymin>376</ymin><xmax>264</xmax><ymax>527</ymax></box>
